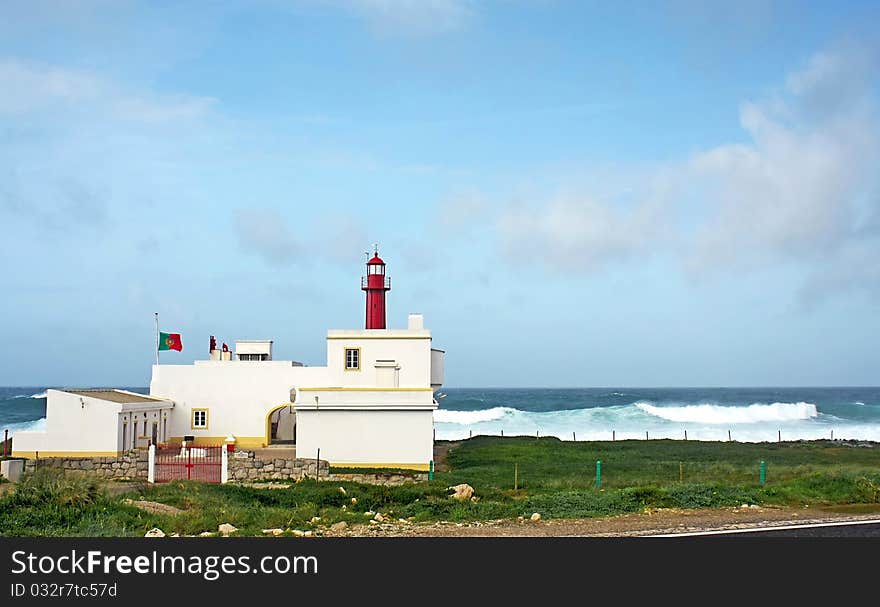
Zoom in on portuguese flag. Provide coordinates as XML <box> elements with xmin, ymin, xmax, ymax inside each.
<box><xmin>159</xmin><ymin>332</ymin><xmax>183</xmax><ymax>352</ymax></box>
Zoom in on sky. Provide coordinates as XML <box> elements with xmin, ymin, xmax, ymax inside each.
<box><xmin>1</xmin><ymin>0</ymin><xmax>879</xmax><ymax>388</ymax></box>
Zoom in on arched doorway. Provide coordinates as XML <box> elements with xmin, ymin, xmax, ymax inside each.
<box><xmin>266</xmin><ymin>404</ymin><xmax>296</xmax><ymax>445</ymax></box>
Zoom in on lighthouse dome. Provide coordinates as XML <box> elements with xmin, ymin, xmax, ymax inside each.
<box><xmin>367</xmin><ymin>254</ymin><xmax>385</xmax><ymax>265</ymax></box>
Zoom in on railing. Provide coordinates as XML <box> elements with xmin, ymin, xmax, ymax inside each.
<box><xmin>361</xmin><ymin>276</ymin><xmax>391</xmax><ymax>290</ymax></box>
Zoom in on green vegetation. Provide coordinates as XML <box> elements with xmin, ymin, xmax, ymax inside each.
<box><xmin>2</xmin><ymin>437</ymin><xmax>879</xmax><ymax>536</ymax></box>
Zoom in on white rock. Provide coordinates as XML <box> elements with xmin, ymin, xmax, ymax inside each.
<box><xmin>740</xmin><ymin>503</ymin><xmax>749</xmax><ymax>509</ymax></box>
<box><xmin>144</xmin><ymin>528</ymin><xmax>165</xmax><ymax>538</ymax></box>
<box><xmin>310</xmin><ymin>516</ymin><xmax>321</xmax><ymax>524</ymax></box>
<box><xmin>351</xmin><ymin>497</ymin><xmax>358</xmax><ymax>505</ymax></box>
<box><xmin>304</xmin><ymin>531</ymin><xmax>313</xmax><ymax>537</ymax></box>
<box><xmin>374</xmin><ymin>513</ymin><xmax>385</xmax><ymax>522</ymax></box>
<box><xmin>530</xmin><ymin>512</ymin><xmax>542</xmax><ymax>522</ymax></box>
<box><xmin>218</xmin><ymin>523</ymin><xmax>238</xmax><ymax>537</ymax></box>
<box><xmin>449</xmin><ymin>484</ymin><xmax>475</xmax><ymax>501</ymax></box>
<box><xmin>339</xmin><ymin>486</ymin><xmax>347</xmax><ymax>495</ymax></box>
<box><xmin>262</xmin><ymin>528</ymin><xmax>284</xmax><ymax>536</ymax></box>
<box><xmin>199</xmin><ymin>531</ymin><xmax>215</xmax><ymax>537</ymax></box>
<box><xmin>292</xmin><ymin>530</ymin><xmax>305</xmax><ymax>537</ymax></box>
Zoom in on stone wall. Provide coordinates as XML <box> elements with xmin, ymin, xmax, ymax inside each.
<box><xmin>22</xmin><ymin>450</ymin><xmax>148</xmax><ymax>480</ymax></box>
<box><xmin>328</xmin><ymin>472</ymin><xmax>428</xmax><ymax>486</ymax></box>
<box><xmin>227</xmin><ymin>450</ymin><xmax>330</xmax><ymax>482</ymax></box>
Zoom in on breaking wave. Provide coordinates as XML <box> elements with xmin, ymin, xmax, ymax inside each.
<box><xmin>30</xmin><ymin>391</ymin><xmax>47</xmax><ymax>399</ymax></box>
<box><xmin>433</xmin><ymin>407</ymin><xmax>516</xmax><ymax>424</ymax></box>
<box><xmin>5</xmin><ymin>417</ymin><xmax>46</xmax><ymax>435</ymax></box>
<box><xmin>635</xmin><ymin>401</ymin><xmax>818</xmax><ymax>424</ymax></box>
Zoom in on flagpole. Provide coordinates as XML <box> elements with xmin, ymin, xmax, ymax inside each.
<box><xmin>155</xmin><ymin>312</ymin><xmax>159</xmax><ymax>366</ymax></box>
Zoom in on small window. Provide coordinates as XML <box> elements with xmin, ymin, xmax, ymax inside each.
<box><xmin>192</xmin><ymin>409</ymin><xmax>208</xmax><ymax>429</ymax></box>
<box><xmin>345</xmin><ymin>347</ymin><xmax>360</xmax><ymax>371</ymax></box>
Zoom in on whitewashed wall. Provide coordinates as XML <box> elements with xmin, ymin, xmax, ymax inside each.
<box><xmin>295</xmin><ymin>409</ymin><xmax>434</xmax><ymax>468</ymax></box>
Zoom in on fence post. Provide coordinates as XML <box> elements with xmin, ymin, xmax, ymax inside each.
<box><xmin>221</xmin><ymin>444</ymin><xmax>229</xmax><ymax>484</ymax></box>
<box><xmin>595</xmin><ymin>460</ymin><xmax>602</xmax><ymax>489</ymax></box>
<box><xmin>760</xmin><ymin>460</ymin><xmax>766</xmax><ymax>486</ymax></box>
<box><xmin>429</xmin><ymin>460</ymin><xmax>434</xmax><ymax>481</ymax></box>
<box><xmin>147</xmin><ymin>443</ymin><xmax>155</xmax><ymax>483</ymax></box>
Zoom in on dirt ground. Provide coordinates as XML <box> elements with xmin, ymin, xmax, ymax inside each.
<box><xmin>326</xmin><ymin>503</ymin><xmax>880</xmax><ymax>537</ymax></box>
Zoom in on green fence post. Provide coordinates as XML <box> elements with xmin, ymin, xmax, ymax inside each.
<box><xmin>759</xmin><ymin>460</ymin><xmax>766</xmax><ymax>486</ymax></box>
<box><xmin>595</xmin><ymin>460</ymin><xmax>602</xmax><ymax>489</ymax></box>
<box><xmin>429</xmin><ymin>460</ymin><xmax>434</xmax><ymax>481</ymax></box>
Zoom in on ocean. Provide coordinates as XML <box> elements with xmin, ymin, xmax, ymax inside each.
<box><xmin>2</xmin><ymin>386</ymin><xmax>880</xmax><ymax>444</ymax></box>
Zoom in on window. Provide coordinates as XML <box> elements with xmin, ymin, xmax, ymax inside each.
<box><xmin>238</xmin><ymin>353</ymin><xmax>268</xmax><ymax>361</ymax></box>
<box><xmin>192</xmin><ymin>409</ymin><xmax>208</xmax><ymax>429</ymax></box>
<box><xmin>345</xmin><ymin>347</ymin><xmax>360</xmax><ymax>371</ymax></box>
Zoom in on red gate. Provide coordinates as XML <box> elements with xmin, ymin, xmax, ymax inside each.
<box><xmin>154</xmin><ymin>445</ymin><xmax>222</xmax><ymax>483</ymax></box>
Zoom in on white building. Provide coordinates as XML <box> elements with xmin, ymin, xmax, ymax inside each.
<box><xmin>13</xmin><ymin>251</ymin><xmax>446</xmax><ymax>471</ymax></box>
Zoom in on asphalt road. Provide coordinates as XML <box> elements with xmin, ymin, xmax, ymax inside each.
<box><xmin>654</xmin><ymin>519</ymin><xmax>880</xmax><ymax>537</ymax></box>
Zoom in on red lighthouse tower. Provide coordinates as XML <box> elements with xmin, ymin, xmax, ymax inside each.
<box><xmin>362</xmin><ymin>246</ymin><xmax>391</xmax><ymax>329</ymax></box>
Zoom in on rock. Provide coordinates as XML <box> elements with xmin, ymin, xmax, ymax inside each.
<box><xmin>292</xmin><ymin>530</ymin><xmax>305</xmax><ymax>537</ymax></box>
<box><xmin>517</xmin><ymin>516</ymin><xmax>525</xmax><ymax>523</ymax></box>
<box><xmin>170</xmin><ymin>533</ymin><xmax>180</xmax><ymax>538</ymax></box>
<box><xmin>374</xmin><ymin>513</ymin><xmax>385</xmax><ymax>522</ymax></box>
<box><xmin>740</xmin><ymin>503</ymin><xmax>749</xmax><ymax>509</ymax></box>
<box><xmin>310</xmin><ymin>516</ymin><xmax>321</xmax><ymax>524</ymax></box>
<box><xmin>530</xmin><ymin>512</ymin><xmax>542</xmax><ymax>522</ymax></box>
<box><xmin>262</xmin><ymin>528</ymin><xmax>284</xmax><ymax>536</ymax></box>
<box><xmin>339</xmin><ymin>486</ymin><xmax>347</xmax><ymax>495</ymax></box>
<box><xmin>145</xmin><ymin>528</ymin><xmax>165</xmax><ymax>538</ymax></box>
<box><xmin>749</xmin><ymin>504</ymin><xmax>760</xmax><ymax>509</ymax></box>
<box><xmin>331</xmin><ymin>521</ymin><xmax>348</xmax><ymax>532</ymax></box>
<box><xmin>351</xmin><ymin>497</ymin><xmax>357</xmax><ymax>505</ymax></box>
<box><xmin>199</xmin><ymin>531</ymin><xmax>215</xmax><ymax>537</ymax></box>
<box><xmin>304</xmin><ymin>531</ymin><xmax>313</xmax><ymax>537</ymax></box>
<box><xmin>122</xmin><ymin>498</ymin><xmax>183</xmax><ymax>516</ymax></box>
<box><xmin>364</xmin><ymin>511</ymin><xmax>374</xmax><ymax>517</ymax></box>
<box><xmin>218</xmin><ymin>523</ymin><xmax>238</xmax><ymax>537</ymax></box>
<box><xmin>449</xmin><ymin>484</ymin><xmax>475</xmax><ymax>501</ymax></box>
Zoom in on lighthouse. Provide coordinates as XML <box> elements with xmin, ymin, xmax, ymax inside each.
<box><xmin>361</xmin><ymin>246</ymin><xmax>391</xmax><ymax>329</ymax></box>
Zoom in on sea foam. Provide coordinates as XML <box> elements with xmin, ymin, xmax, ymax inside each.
<box><xmin>433</xmin><ymin>407</ymin><xmax>516</xmax><ymax>424</ymax></box>
<box><xmin>635</xmin><ymin>401</ymin><xmax>818</xmax><ymax>424</ymax></box>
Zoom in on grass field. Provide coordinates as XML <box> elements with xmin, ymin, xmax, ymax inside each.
<box><xmin>1</xmin><ymin>437</ymin><xmax>879</xmax><ymax>536</ymax></box>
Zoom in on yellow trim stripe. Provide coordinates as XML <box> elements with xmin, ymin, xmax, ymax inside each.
<box><xmin>167</xmin><ymin>436</ymin><xmax>266</xmax><ymax>448</ymax></box>
<box><xmin>331</xmin><ymin>462</ymin><xmax>430</xmax><ymax>472</ymax></box>
<box><xmin>11</xmin><ymin>451</ymin><xmax>120</xmax><ymax>458</ymax></box>
<box><xmin>327</xmin><ymin>335</ymin><xmax>430</xmax><ymax>340</ymax></box>
<box><xmin>298</xmin><ymin>387</ymin><xmax>434</xmax><ymax>392</ymax></box>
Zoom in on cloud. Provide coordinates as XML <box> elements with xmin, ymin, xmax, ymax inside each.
<box><xmin>498</xmin><ymin>195</ymin><xmax>664</xmax><ymax>273</ymax></box>
<box><xmin>472</xmin><ymin>43</ymin><xmax>880</xmax><ymax>301</ymax></box>
<box><xmin>233</xmin><ymin>208</ymin><xmax>302</xmax><ymax>266</ymax></box>
<box><xmin>0</xmin><ymin>58</ymin><xmax>216</xmax><ymax>123</ymax></box>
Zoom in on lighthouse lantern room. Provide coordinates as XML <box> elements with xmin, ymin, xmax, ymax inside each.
<box><xmin>362</xmin><ymin>246</ymin><xmax>391</xmax><ymax>329</ymax></box>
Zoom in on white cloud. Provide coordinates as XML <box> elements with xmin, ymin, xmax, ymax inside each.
<box><xmin>483</xmin><ymin>44</ymin><xmax>880</xmax><ymax>301</ymax></box>
<box><xmin>0</xmin><ymin>58</ymin><xmax>216</xmax><ymax>123</ymax></box>
<box><xmin>498</xmin><ymin>196</ymin><xmax>664</xmax><ymax>272</ymax></box>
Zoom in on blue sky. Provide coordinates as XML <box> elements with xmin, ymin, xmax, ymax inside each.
<box><xmin>1</xmin><ymin>1</ymin><xmax>879</xmax><ymax>387</ymax></box>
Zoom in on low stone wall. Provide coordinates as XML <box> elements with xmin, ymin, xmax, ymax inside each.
<box><xmin>22</xmin><ymin>450</ymin><xmax>148</xmax><ymax>480</ymax></box>
<box><xmin>328</xmin><ymin>472</ymin><xmax>428</xmax><ymax>486</ymax></box>
<box><xmin>228</xmin><ymin>451</ymin><xmax>329</xmax><ymax>482</ymax></box>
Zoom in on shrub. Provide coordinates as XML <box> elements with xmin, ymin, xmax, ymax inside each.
<box><xmin>11</xmin><ymin>468</ymin><xmax>103</xmax><ymax>508</ymax></box>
